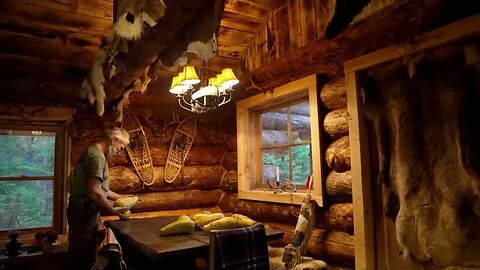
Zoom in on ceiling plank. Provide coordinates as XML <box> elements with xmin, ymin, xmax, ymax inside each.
<box><xmin>0</xmin><ymin>1</ymin><xmax>112</xmax><ymax>37</ymax></box>
<box><xmin>218</xmin><ymin>26</ymin><xmax>255</xmax><ymax>46</ymax></box>
<box><xmin>218</xmin><ymin>43</ymin><xmax>247</xmax><ymax>59</ymax></box>
<box><xmin>239</xmin><ymin>0</ymin><xmax>286</xmax><ymax>10</ymax></box>
<box><xmin>0</xmin><ymin>53</ymin><xmax>89</xmax><ymax>77</ymax></box>
<box><xmin>224</xmin><ymin>0</ymin><xmax>270</xmax><ymax>20</ymax></box>
<box><xmin>9</xmin><ymin>0</ymin><xmax>113</xmax><ymax>21</ymax></box>
<box><xmin>220</xmin><ymin>10</ymin><xmax>262</xmax><ymax>33</ymax></box>
<box><xmin>0</xmin><ymin>28</ymin><xmax>97</xmax><ymax>65</ymax></box>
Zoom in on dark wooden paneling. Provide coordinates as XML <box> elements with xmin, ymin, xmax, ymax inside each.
<box><xmin>274</xmin><ymin>6</ymin><xmax>290</xmax><ymax>59</ymax></box>
<box><xmin>288</xmin><ymin>0</ymin><xmax>302</xmax><ymax>50</ymax></box>
<box><xmin>300</xmin><ymin>0</ymin><xmax>317</xmax><ymax>46</ymax></box>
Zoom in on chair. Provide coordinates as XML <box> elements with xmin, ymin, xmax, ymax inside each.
<box><xmin>209</xmin><ymin>223</ymin><xmax>270</xmax><ymax>270</ymax></box>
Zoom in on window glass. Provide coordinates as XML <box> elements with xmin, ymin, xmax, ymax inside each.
<box><xmin>0</xmin><ymin>130</ymin><xmax>55</xmax><ymax>177</ymax></box>
<box><xmin>292</xmin><ymin>144</ymin><xmax>311</xmax><ymax>184</ymax></box>
<box><xmin>290</xmin><ymin>102</ymin><xmax>311</xmax><ymax>143</ymax></box>
<box><xmin>0</xmin><ymin>129</ymin><xmax>56</xmax><ymax>231</ymax></box>
<box><xmin>0</xmin><ymin>180</ymin><xmax>54</xmax><ymax>230</ymax></box>
<box><xmin>261</xmin><ymin>148</ymin><xmax>290</xmax><ymax>186</ymax></box>
<box><xmin>260</xmin><ymin>101</ymin><xmax>312</xmax><ymax>187</ymax></box>
<box><xmin>261</xmin><ymin>110</ymin><xmax>287</xmax><ymax>147</ymax></box>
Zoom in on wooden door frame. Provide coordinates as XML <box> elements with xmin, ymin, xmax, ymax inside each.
<box><xmin>344</xmin><ymin>15</ymin><xmax>480</xmax><ymax>270</ymax></box>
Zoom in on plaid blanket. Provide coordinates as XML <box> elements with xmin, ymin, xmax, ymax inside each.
<box><xmin>211</xmin><ymin>223</ymin><xmax>269</xmax><ymax>270</ymax></box>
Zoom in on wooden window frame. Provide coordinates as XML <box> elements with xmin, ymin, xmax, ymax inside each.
<box><xmin>236</xmin><ymin>75</ymin><xmax>323</xmax><ymax>206</ymax></box>
<box><xmin>0</xmin><ymin>106</ymin><xmax>73</xmax><ymax>242</ymax></box>
<box><xmin>344</xmin><ymin>15</ymin><xmax>480</xmax><ymax>270</ymax></box>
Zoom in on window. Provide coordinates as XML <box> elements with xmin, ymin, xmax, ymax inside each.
<box><xmin>237</xmin><ymin>75</ymin><xmax>323</xmax><ymax>205</ymax></box>
<box><xmin>0</xmin><ymin>130</ymin><xmax>56</xmax><ymax>231</ymax></box>
<box><xmin>0</xmin><ymin>106</ymin><xmax>72</xmax><ymax>239</ymax></box>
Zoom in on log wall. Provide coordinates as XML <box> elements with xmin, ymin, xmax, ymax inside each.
<box><xmin>71</xmin><ymin>109</ymin><xmax>238</xmax><ymax>215</ymax></box>
<box><xmin>319</xmin><ymin>78</ymin><xmax>355</xmax><ymax>266</ymax></box>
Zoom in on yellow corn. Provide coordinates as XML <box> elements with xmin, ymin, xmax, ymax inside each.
<box><xmin>159</xmin><ymin>218</ymin><xmax>195</xmax><ymax>236</ymax></box>
<box><xmin>231</xmin><ymin>214</ymin><xmax>256</xmax><ymax>227</ymax></box>
<box><xmin>178</xmin><ymin>215</ymin><xmax>193</xmax><ymax>221</ymax></box>
<box><xmin>193</xmin><ymin>213</ymin><xmax>225</xmax><ymax>227</ymax></box>
<box><xmin>114</xmin><ymin>196</ymin><xmax>139</xmax><ymax>208</ymax></box>
<box><xmin>202</xmin><ymin>217</ymin><xmax>238</xmax><ymax>232</ymax></box>
<box><xmin>119</xmin><ymin>210</ymin><xmax>132</xmax><ymax>220</ymax></box>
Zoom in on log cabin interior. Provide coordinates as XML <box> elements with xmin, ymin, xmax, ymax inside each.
<box><xmin>0</xmin><ymin>0</ymin><xmax>479</xmax><ymax>269</ymax></box>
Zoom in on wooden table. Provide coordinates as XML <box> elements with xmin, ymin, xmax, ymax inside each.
<box><xmin>105</xmin><ymin>216</ymin><xmax>284</xmax><ymax>269</ymax></box>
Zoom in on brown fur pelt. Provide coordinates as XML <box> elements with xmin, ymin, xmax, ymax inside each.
<box><xmin>360</xmin><ymin>53</ymin><xmax>480</xmax><ymax>267</ymax></box>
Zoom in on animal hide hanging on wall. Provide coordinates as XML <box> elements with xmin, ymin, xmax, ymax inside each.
<box><xmin>360</xmin><ymin>49</ymin><xmax>480</xmax><ymax>268</ymax></box>
<box><xmin>80</xmin><ymin>0</ymin><xmax>166</xmax><ymax>117</ymax></box>
<box><xmin>159</xmin><ymin>0</ymin><xmax>225</xmax><ymax>69</ymax></box>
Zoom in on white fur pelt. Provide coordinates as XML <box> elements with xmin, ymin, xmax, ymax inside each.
<box><xmin>113</xmin><ymin>0</ymin><xmax>166</xmax><ymax>40</ymax></box>
<box><xmin>80</xmin><ymin>48</ymin><xmax>107</xmax><ymax>116</ymax></box>
<box><xmin>112</xmin><ymin>11</ymin><xmax>144</xmax><ymax>40</ymax></box>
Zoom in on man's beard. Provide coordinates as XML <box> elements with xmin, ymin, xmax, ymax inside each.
<box><xmin>106</xmin><ymin>144</ymin><xmax>122</xmax><ymax>159</ymax></box>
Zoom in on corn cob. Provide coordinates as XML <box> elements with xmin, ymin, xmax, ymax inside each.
<box><xmin>202</xmin><ymin>217</ymin><xmax>238</xmax><ymax>232</ymax></box>
<box><xmin>231</xmin><ymin>214</ymin><xmax>256</xmax><ymax>227</ymax></box>
<box><xmin>119</xmin><ymin>210</ymin><xmax>131</xmax><ymax>220</ymax></box>
<box><xmin>113</xmin><ymin>196</ymin><xmax>139</xmax><ymax>209</ymax></box>
<box><xmin>193</xmin><ymin>213</ymin><xmax>225</xmax><ymax>227</ymax></box>
<box><xmin>178</xmin><ymin>215</ymin><xmax>193</xmax><ymax>221</ymax></box>
<box><xmin>160</xmin><ymin>218</ymin><xmax>195</xmax><ymax>236</ymax></box>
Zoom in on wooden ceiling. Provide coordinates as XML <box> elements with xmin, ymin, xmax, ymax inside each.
<box><xmin>0</xmin><ymin>0</ymin><xmax>290</xmax><ymax>119</ymax></box>
<box><xmin>0</xmin><ymin>0</ymin><xmax>284</xmax><ymax>80</ymax></box>
<box><xmin>1</xmin><ymin>0</ymin><xmax>477</xmax><ymax>119</ymax></box>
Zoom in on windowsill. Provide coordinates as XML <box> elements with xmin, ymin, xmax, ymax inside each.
<box><xmin>238</xmin><ymin>190</ymin><xmax>323</xmax><ymax>206</ymax></box>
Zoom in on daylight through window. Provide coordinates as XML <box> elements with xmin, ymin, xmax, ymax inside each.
<box><xmin>260</xmin><ymin>101</ymin><xmax>312</xmax><ymax>188</ymax></box>
<box><xmin>0</xmin><ymin>129</ymin><xmax>56</xmax><ymax>231</ymax></box>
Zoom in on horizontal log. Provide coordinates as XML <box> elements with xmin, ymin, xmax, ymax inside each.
<box><xmin>220</xmin><ymin>170</ymin><xmax>238</xmax><ymax>193</ymax></box>
<box><xmin>217</xmin><ymin>193</ymin><xmax>300</xmax><ymax>225</ymax></box>
<box><xmin>186</xmin><ymin>147</ymin><xmax>226</xmax><ymax>166</ymax></box>
<box><xmin>146</xmin><ymin>124</ymin><xmax>227</xmax><ymax>147</ymax></box>
<box><xmin>112</xmin><ymin>146</ymin><xmax>225</xmax><ymax>167</ymax></box>
<box><xmin>320</xmin><ymin>79</ymin><xmax>347</xmax><ymax>111</ymax></box>
<box><xmin>129</xmin><ymin>189</ymin><xmax>224</xmax><ymax>213</ymax></box>
<box><xmin>325</xmin><ymin>203</ymin><xmax>354</xmax><ymax>234</ymax></box>
<box><xmin>325</xmin><ymin>136</ymin><xmax>351</xmax><ymax>172</ymax></box>
<box><xmin>225</xmin><ymin>134</ymin><xmax>237</xmax><ymax>151</ymax></box>
<box><xmin>322</xmin><ymin>231</ymin><xmax>355</xmax><ymax>266</ymax></box>
<box><xmin>102</xmin><ymin>206</ymin><xmax>223</xmax><ymax>221</ymax></box>
<box><xmin>263</xmin><ymin>222</ymin><xmax>326</xmax><ymax>259</ymax></box>
<box><xmin>261</xmin><ymin>112</ymin><xmax>311</xmax><ymax>130</ymax></box>
<box><xmin>265</xmin><ymin>223</ymin><xmax>353</xmax><ymax>265</ymax></box>
<box><xmin>109</xmin><ymin>165</ymin><xmax>225</xmax><ymax>193</ymax></box>
<box><xmin>323</xmin><ymin>108</ymin><xmax>349</xmax><ymax>138</ymax></box>
<box><xmin>221</xmin><ymin>151</ymin><xmax>237</xmax><ymax>171</ymax></box>
<box><xmin>326</xmin><ymin>170</ymin><xmax>352</xmax><ymax>203</ymax></box>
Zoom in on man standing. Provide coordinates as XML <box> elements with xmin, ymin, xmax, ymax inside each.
<box><xmin>67</xmin><ymin>127</ymin><xmax>131</xmax><ymax>270</ymax></box>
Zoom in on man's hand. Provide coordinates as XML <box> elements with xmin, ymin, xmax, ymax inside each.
<box><xmin>113</xmin><ymin>206</ymin><xmax>129</xmax><ymax>215</ymax></box>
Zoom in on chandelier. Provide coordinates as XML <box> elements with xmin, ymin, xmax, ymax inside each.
<box><xmin>169</xmin><ymin>65</ymin><xmax>239</xmax><ymax>113</ymax></box>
